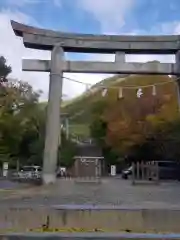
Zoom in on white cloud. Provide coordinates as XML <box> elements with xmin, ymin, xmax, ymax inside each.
<box><xmin>64</xmin><ymin>19</ymin><xmax>179</xmax><ymax>97</ymax></box>
<box><xmin>63</xmin><ymin>72</ymin><xmax>111</xmax><ymax>96</ymax></box>
<box><xmin>7</xmin><ymin>0</ymin><xmax>63</xmax><ymax>8</ymax></box>
<box><xmin>78</xmin><ymin>0</ymin><xmax>134</xmax><ymax>33</ymax></box>
<box><xmin>64</xmin><ymin>53</ymin><xmax>115</xmax><ymax>98</ymax></box>
<box><xmin>0</xmin><ymin>8</ymin><xmax>111</xmax><ymax>101</ymax></box>
<box><xmin>1</xmin><ymin>6</ymin><xmax>180</xmax><ymax>103</ymax></box>
<box><xmin>77</xmin><ymin>0</ymin><xmax>179</xmax><ymax>66</ymax></box>
<box><xmin>53</xmin><ymin>0</ymin><xmax>62</xmax><ymax>7</ymax></box>
<box><xmin>126</xmin><ymin>20</ymin><xmax>180</xmax><ymax>64</ymax></box>
<box><xmin>162</xmin><ymin>21</ymin><xmax>180</xmax><ymax>35</ymax></box>
<box><xmin>6</xmin><ymin>0</ymin><xmax>41</xmax><ymax>7</ymax></box>
<box><xmin>0</xmin><ymin>9</ymin><xmax>51</xmax><ymax>101</ymax></box>
<box><xmin>126</xmin><ymin>54</ymin><xmax>175</xmax><ymax>64</ymax></box>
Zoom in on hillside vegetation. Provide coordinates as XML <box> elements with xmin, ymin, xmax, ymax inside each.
<box><xmin>62</xmin><ymin>74</ymin><xmax>129</xmax><ymax>136</ymax></box>
<box><xmin>38</xmin><ymin>61</ymin><xmax>180</xmax><ymax>162</ymax></box>
<box><xmin>35</xmin><ymin>61</ymin><xmax>180</xmax><ymax>164</ymax></box>
<box><xmin>0</xmin><ymin>55</ymin><xmax>78</xmax><ymax>168</ymax></box>
<box><xmin>62</xmin><ymin>63</ymin><xmax>178</xmax><ymax>139</ymax></box>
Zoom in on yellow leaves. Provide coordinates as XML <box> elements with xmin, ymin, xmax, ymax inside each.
<box><xmin>64</xmin><ymin>72</ymin><xmax>180</xmax><ymax>152</ymax></box>
<box><xmin>146</xmin><ymin>114</ymin><xmax>159</xmax><ymax>125</ymax></box>
<box><xmin>100</xmin><ymin>75</ymin><xmax>180</xmax><ymax>154</ymax></box>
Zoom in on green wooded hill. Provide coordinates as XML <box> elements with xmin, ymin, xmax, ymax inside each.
<box><xmin>40</xmin><ymin>61</ymin><xmax>179</xmax><ymax>138</ymax></box>
<box><xmin>62</xmin><ymin>74</ymin><xmax>129</xmax><ymax>137</ymax></box>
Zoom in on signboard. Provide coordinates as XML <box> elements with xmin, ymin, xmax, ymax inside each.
<box><xmin>3</xmin><ymin>162</ymin><xmax>8</xmax><ymax>177</ymax></box>
<box><xmin>111</xmin><ymin>165</ymin><xmax>116</xmax><ymax>176</ymax></box>
<box><xmin>3</xmin><ymin>162</ymin><xmax>8</xmax><ymax>170</ymax></box>
<box><xmin>80</xmin><ymin>158</ymin><xmax>95</xmax><ymax>163</ymax></box>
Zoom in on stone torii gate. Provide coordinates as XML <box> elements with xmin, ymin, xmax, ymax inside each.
<box><xmin>11</xmin><ymin>20</ymin><xmax>180</xmax><ymax>184</ymax></box>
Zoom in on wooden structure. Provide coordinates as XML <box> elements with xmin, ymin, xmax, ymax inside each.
<box><xmin>72</xmin><ymin>143</ymin><xmax>104</xmax><ymax>182</ymax></box>
<box><xmin>74</xmin><ymin>156</ymin><xmax>104</xmax><ymax>178</ymax></box>
<box><xmin>132</xmin><ymin>161</ymin><xmax>159</xmax><ymax>185</ymax></box>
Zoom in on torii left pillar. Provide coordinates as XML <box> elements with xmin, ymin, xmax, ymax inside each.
<box><xmin>42</xmin><ymin>45</ymin><xmax>64</xmax><ymax>184</ymax></box>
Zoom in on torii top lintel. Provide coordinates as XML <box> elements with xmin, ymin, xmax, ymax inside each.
<box><xmin>11</xmin><ymin>20</ymin><xmax>180</xmax><ymax>54</ymax></box>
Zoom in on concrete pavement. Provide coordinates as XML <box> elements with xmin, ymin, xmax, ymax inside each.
<box><xmin>1</xmin><ymin>178</ymin><xmax>180</xmax><ymax>208</ymax></box>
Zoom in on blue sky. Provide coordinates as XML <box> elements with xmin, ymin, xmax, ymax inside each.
<box><xmin>1</xmin><ymin>0</ymin><xmax>180</xmax><ymax>34</ymax></box>
<box><xmin>0</xmin><ymin>0</ymin><xmax>180</xmax><ymax>100</ymax></box>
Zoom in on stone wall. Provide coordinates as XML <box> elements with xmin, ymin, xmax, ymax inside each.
<box><xmin>1</xmin><ymin>206</ymin><xmax>180</xmax><ymax>233</ymax></box>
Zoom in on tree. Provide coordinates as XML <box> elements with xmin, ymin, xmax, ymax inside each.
<box><xmin>90</xmin><ymin>100</ymin><xmax>121</xmax><ymax>165</ymax></box>
<box><xmin>0</xmin><ymin>56</ymin><xmax>43</xmax><ymax>167</ymax></box>
<box><xmin>58</xmin><ymin>131</ymin><xmax>77</xmax><ymax>168</ymax></box>
<box><xmin>90</xmin><ymin>118</ymin><xmax>107</xmax><ymax>145</ymax></box>
<box><xmin>17</xmin><ymin>105</ymin><xmax>46</xmax><ymax>166</ymax></box>
<box><xmin>0</xmin><ymin>56</ymin><xmax>12</xmax><ymax>164</ymax></box>
<box><xmin>150</xmin><ymin>119</ymin><xmax>180</xmax><ymax>160</ymax></box>
<box><xmin>0</xmin><ymin>56</ymin><xmax>77</xmax><ymax>169</ymax></box>
<box><xmin>128</xmin><ymin>118</ymin><xmax>180</xmax><ymax>162</ymax></box>
<box><xmin>0</xmin><ymin>56</ymin><xmax>11</xmax><ymax>82</ymax></box>
<box><xmin>90</xmin><ymin>75</ymin><xmax>180</xmax><ymax>163</ymax></box>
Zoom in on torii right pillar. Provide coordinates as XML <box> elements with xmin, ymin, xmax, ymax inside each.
<box><xmin>175</xmin><ymin>50</ymin><xmax>180</xmax><ymax>110</ymax></box>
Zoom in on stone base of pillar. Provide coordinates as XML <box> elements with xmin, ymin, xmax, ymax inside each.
<box><xmin>42</xmin><ymin>173</ymin><xmax>56</xmax><ymax>184</ymax></box>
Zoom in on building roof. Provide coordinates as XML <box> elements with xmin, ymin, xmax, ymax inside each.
<box><xmin>76</xmin><ymin>143</ymin><xmax>102</xmax><ymax>157</ymax></box>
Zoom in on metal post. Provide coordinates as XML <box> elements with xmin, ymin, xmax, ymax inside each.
<box><xmin>16</xmin><ymin>160</ymin><xmax>19</xmax><ymax>172</ymax></box>
<box><xmin>103</xmin><ymin>159</ymin><xmax>106</xmax><ymax>176</ymax></box>
<box><xmin>137</xmin><ymin>162</ymin><xmax>140</xmax><ymax>180</ymax></box>
<box><xmin>42</xmin><ymin>45</ymin><xmax>64</xmax><ymax>185</ymax></box>
<box><xmin>65</xmin><ymin>117</ymin><xmax>69</xmax><ymax>139</ymax></box>
<box><xmin>95</xmin><ymin>158</ymin><xmax>98</xmax><ymax>178</ymax></box>
<box><xmin>146</xmin><ymin>162</ymin><xmax>150</xmax><ymax>180</ymax></box>
<box><xmin>132</xmin><ymin>162</ymin><xmax>135</xmax><ymax>185</ymax></box>
<box><xmin>156</xmin><ymin>161</ymin><xmax>159</xmax><ymax>184</ymax></box>
<box><xmin>75</xmin><ymin>158</ymin><xmax>79</xmax><ymax>178</ymax></box>
<box><xmin>141</xmin><ymin>161</ymin><xmax>144</xmax><ymax>180</ymax></box>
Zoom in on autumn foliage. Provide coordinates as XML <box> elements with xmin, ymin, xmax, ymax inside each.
<box><xmin>90</xmin><ymin>74</ymin><xmax>180</xmax><ymax>159</ymax></box>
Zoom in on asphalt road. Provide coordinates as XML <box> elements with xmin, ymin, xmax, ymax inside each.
<box><xmin>1</xmin><ymin>232</ymin><xmax>180</xmax><ymax>240</ymax></box>
<box><xmin>1</xmin><ymin>178</ymin><xmax>180</xmax><ymax>208</ymax></box>
<box><xmin>0</xmin><ymin>179</ymin><xmax>26</xmax><ymax>189</ymax></box>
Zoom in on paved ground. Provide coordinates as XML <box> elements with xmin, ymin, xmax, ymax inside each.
<box><xmin>1</xmin><ymin>178</ymin><xmax>180</xmax><ymax>208</ymax></box>
<box><xmin>0</xmin><ymin>179</ymin><xmax>28</xmax><ymax>189</ymax></box>
<box><xmin>2</xmin><ymin>233</ymin><xmax>180</xmax><ymax>240</ymax></box>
